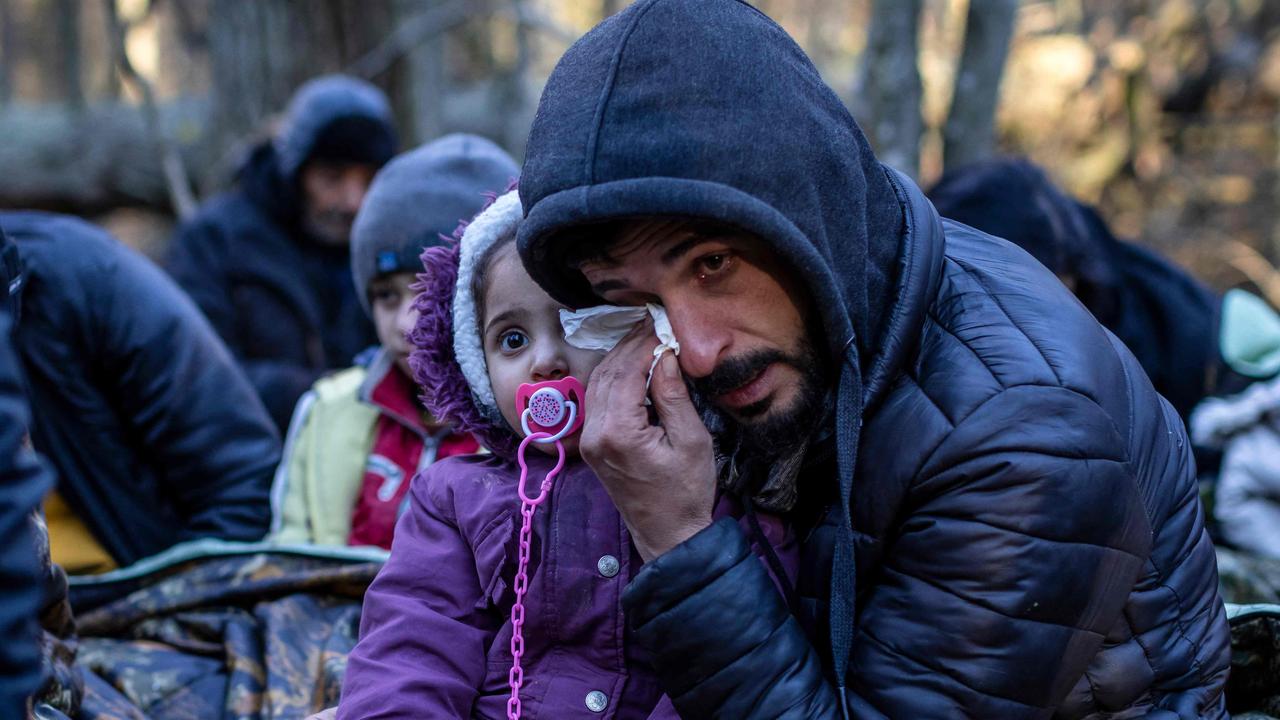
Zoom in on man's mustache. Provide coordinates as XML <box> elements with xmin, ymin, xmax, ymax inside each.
<box><xmin>691</xmin><ymin>349</ymin><xmax>791</xmax><ymax>400</ymax></box>
<box><xmin>314</xmin><ymin>209</ymin><xmax>357</xmax><ymax>227</ymax></box>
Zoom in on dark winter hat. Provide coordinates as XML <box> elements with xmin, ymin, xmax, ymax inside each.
<box><xmin>927</xmin><ymin>158</ymin><xmax>1111</xmax><ymax>282</ymax></box>
<box><xmin>274</xmin><ymin>74</ymin><xmax>398</xmax><ymax>181</ymax></box>
<box><xmin>350</xmin><ymin>133</ymin><xmax>518</xmax><ymax>315</ymax></box>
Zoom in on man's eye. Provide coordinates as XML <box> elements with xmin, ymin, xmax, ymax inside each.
<box><xmin>499</xmin><ymin>331</ymin><xmax>528</xmax><ymax>352</ymax></box>
<box><xmin>696</xmin><ymin>252</ymin><xmax>732</xmax><ymax>279</ymax></box>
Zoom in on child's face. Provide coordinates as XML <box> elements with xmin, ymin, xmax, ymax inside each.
<box><xmin>481</xmin><ymin>243</ymin><xmax>604</xmax><ymax>456</ymax></box>
<box><xmin>369</xmin><ymin>272</ymin><xmax>419</xmax><ymax>378</ymax></box>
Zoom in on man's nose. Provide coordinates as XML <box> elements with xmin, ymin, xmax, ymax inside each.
<box><xmin>342</xmin><ymin>177</ymin><xmax>368</xmax><ymax>211</ymax></box>
<box><xmin>666</xmin><ymin>302</ymin><xmax>731</xmax><ymax>379</ymax></box>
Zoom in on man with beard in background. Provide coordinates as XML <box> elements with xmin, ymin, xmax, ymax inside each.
<box><xmin>169</xmin><ymin>75</ymin><xmax>398</xmax><ymax>431</ymax></box>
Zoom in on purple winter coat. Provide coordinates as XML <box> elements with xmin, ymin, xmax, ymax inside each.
<box><xmin>338</xmin><ymin>451</ymin><xmax>795</xmax><ymax>719</ymax></box>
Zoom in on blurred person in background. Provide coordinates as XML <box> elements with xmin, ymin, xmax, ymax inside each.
<box><xmin>1190</xmin><ymin>288</ymin><xmax>1280</xmax><ymax>559</ymax></box>
<box><xmin>928</xmin><ymin>157</ymin><xmax>1253</xmax><ymax>423</ymax></box>
<box><xmin>0</xmin><ymin>228</ymin><xmax>54</xmax><ymax>719</ymax></box>
<box><xmin>0</xmin><ymin>212</ymin><xmax>281</xmax><ymax>574</ymax></box>
<box><xmin>168</xmin><ymin>74</ymin><xmax>399</xmax><ymax>432</ymax></box>
<box><xmin>270</xmin><ymin>134</ymin><xmax>516</xmax><ymax>549</ymax></box>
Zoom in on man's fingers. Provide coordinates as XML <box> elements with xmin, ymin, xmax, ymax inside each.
<box><xmin>584</xmin><ymin>318</ymin><xmax>662</xmax><ymax>431</ymax></box>
<box><xmin>648</xmin><ymin>351</ymin><xmax>708</xmax><ymax>442</ymax></box>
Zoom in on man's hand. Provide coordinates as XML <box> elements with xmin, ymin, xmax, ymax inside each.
<box><xmin>581</xmin><ymin>321</ymin><xmax>716</xmax><ymax>561</ymax></box>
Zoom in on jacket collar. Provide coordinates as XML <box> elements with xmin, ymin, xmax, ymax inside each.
<box><xmin>861</xmin><ymin>167</ymin><xmax>947</xmax><ymax>414</ymax></box>
<box><xmin>359</xmin><ymin>348</ymin><xmax>430</xmax><ymax>435</ymax></box>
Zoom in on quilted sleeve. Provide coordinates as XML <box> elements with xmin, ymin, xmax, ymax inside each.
<box><xmin>625</xmin><ymin>385</ymin><xmax>1152</xmax><ymax>718</ymax></box>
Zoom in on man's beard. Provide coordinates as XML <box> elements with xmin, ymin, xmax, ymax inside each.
<box><xmin>302</xmin><ymin>207</ymin><xmax>357</xmax><ymax>246</ymax></box>
<box><xmin>690</xmin><ymin>335</ymin><xmax>829</xmax><ymax>461</ymax></box>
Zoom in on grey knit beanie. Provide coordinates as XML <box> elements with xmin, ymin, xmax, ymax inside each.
<box><xmin>350</xmin><ymin>133</ymin><xmax>518</xmax><ymax>314</ymax></box>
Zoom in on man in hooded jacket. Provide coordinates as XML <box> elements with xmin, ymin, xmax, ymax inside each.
<box><xmin>515</xmin><ymin>1</ymin><xmax>1231</xmax><ymax>717</ymax></box>
<box><xmin>169</xmin><ymin>75</ymin><xmax>398</xmax><ymax>431</ymax></box>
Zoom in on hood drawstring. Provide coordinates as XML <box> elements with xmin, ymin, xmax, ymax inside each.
<box><xmin>830</xmin><ymin>343</ymin><xmax>862</xmax><ymax>720</ymax></box>
<box><xmin>742</xmin><ymin>493</ymin><xmax>799</xmax><ymax>616</ymax></box>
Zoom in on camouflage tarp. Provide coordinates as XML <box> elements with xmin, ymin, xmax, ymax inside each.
<box><xmin>31</xmin><ymin>542</ymin><xmax>1280</xmax><ymax>719</ymax></box>
<box><xmin>1227</xmin><ymin>604</ymin><xmax>1280</xmax><ymax>719</ymax></box>
<box><xmin>1217</xmin><ymin>547</ymin><xmax>1280</xmax><ymax>720</ymax></box>
<box><xmin>64</xmin><ymin>541</ymin><xmax>387</xmax><ymax>720</ymax></box>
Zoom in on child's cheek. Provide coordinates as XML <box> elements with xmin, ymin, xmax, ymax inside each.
<box><xmin>485</xmin><ymin>351</ymin><xmax>525</xmax><ymax>432</ymax></box>
<box><xmin>570</xmin><ymin>347</ymin><xmax>608</xmax><ymax>383</ymax></box>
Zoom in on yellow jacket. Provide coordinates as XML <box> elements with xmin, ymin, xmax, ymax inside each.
<box><xmin>269</xmin><ymin>365</ymin><xmax>378</xmax><ymax>546</ymax></box>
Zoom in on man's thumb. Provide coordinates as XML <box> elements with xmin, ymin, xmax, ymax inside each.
<box><xmin>650</xmin><ymin>352</ymin><xmax>700</xmax><ymax>433</ymax></box>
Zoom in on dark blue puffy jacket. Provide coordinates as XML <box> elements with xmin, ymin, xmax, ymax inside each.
<box><xmin>0</xmin><ymin>212</ymin><xmax>281</xmax><ymax>567</ymax></box>
<box><xmin>0</xmin><ymin>230</ymin><xmax>50</xmax><ymax>719</ymax></box>
<box><xmin>515</xmin><ymin>0</ymin><xmax>1231</xmax><ymax>716</ymax></box>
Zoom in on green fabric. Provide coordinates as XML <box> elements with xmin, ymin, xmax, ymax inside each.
<box><xmin>1221</xmin><ymin>289</ymin><xmax>1280</xmax><ymax>379</ymax></box>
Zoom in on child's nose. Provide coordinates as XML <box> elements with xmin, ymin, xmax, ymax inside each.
<box><xmin>395</xmin><ymin>301</ymin><xmax>418</xmax><ymax>338</ymax></box>
<box><xmin>529</xmin><ymin>343</ymin><xmax>570</xmax><ymax>381</ymax></box>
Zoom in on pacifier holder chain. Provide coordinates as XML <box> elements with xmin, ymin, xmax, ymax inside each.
<box><xmin>507</xmin><ymin>432</ymin><xmax>565</xmax><ymax>720</ymax></box>
<box><xmin>506</xmin><ymin>378</ymin><xmax>583</xmax><ymax>720</ymax></box>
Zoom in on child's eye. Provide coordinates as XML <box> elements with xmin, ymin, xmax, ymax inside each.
<box><xmin>371</xmin><ymin>287</ymin><xmax>398</xmax><ymax>305</ymax></box>
<box><xmin>499</xmin><ymin>330</ymin><xmax>529</xmax><ymax>353</ymax></box>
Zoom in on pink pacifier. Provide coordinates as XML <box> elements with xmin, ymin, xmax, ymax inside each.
<box><xmin>506</xmin><ymin>376</ymin><xmax>585</xmax><ymax>719</ymax></box>
<box><xmin>516</xmin><ymin>376</ymin><xmax>585</xmax><ymax>444</ymax></box>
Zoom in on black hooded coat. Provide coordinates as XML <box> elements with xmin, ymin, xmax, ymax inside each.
<box><xmin>928</xmin><ymin>158</ymin><xmax>1224</xmax><ymax>422</ymax></box>
<box><xmin>0</xmin><ymin>229</ymin><xmax>49</xmax><ymax>719</ymax></box>
<box><xmin>0</xmin><ymin>212</ymin><xmax>281</xmax><ymax>568</ymax></box>
<box><xmin>167</xmin><ymin>77</ymin><xmax>396</xmax><ymax>431</ymax></box>
<box><xmin>516</xmin><ymin>1</ymin><xmax>1231</xmax><ymax>717</ymax></box>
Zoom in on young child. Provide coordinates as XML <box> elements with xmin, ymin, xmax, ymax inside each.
<box><xmin>337</xmin><ymin>190</ymin><xmax>797</xmax><ymax>719</ymax></box>
<box><xmin>269</xmin><ymin>134</ymin><xmax>518</xmax><ymax>550</ymax></box>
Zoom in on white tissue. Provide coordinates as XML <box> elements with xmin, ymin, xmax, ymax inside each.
<box><xmin>561</xmin><ymin>303</ymin><xmax>681</xmax><ymax>393</ymax></box>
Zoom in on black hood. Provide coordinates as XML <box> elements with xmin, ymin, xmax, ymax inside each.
<box><xmin>239</xmin><ymin>141</ymin><xmax>301</xmax><ymax>231</ymax></box>
<box><xmin>516</xmin><ymin>0</ymin><xmax>905</xmax><ymax>364</ymax></box>
<box><xmin>928</xmin><ymin>158</ymin><xmax>1121</xmax><ymax>294</ymax></box>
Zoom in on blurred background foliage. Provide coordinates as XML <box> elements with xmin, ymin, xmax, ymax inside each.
<box><xmin>0</xmin><ymin>0</ymin><xmax>1277</xmax><ymax>296</ymax></box>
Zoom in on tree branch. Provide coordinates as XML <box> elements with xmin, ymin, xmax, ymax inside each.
<box><xmin>101</xmin><ymin>0</ymin><xmax>197</xmax><ymax>219</ymax></box>
<box><xmin>347</xmin><ymin>0</ymin><xmax>481</xmax><ymax>80</ymax></box>
<box><xmin>347</xmin><ymin>0</ymin><xmax>576</xmax><ymax>80</ymax></box>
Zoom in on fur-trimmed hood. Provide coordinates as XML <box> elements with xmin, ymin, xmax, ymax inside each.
<box><xmin>409</xmin><ymin>188</ymin><xmax>523</xmax><ymax>458</ymax></box>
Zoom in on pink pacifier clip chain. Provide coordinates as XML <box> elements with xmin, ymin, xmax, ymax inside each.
<box><xmin>506</xmin><ymin>432</ymin><xmax>566</xmax><ymax>720</ymax></box>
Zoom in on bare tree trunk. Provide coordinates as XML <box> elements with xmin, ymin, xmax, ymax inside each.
<box><xmin>0</xmin><ymin>0</ymin><xmax>13</xmax><ymax>105</ymax></box>
<box><xmin>205</xmin><ymin>0</ymin><xmax>395</xmax><ymax>181</ymax></box>
<box><xmin>56</xmin><ymin>0</ymin><xmax>85</xmax><ymax>112</ymax></box>
<box><xmin>381</xmin><ymin>0</ymin><xmax>471</xmax><ymax>144</ymax></box>
<box><xmin>856</xmin><ymin>0</ymin><xmax>923</xmax><ymax>177</ymax></box>
<box><xmin>206</xmin><ymin>0</ymin><xmax>297</xmax><ymax>163</ymax></box>
<box><xmin>102</xmin><ymin>0</ymin><xmax>198</xmax><ymax>219</ymax></box>
<box><xmin>942</xmin><ymin>0</ymin><xmax>1018</xmax><ymax>172</ymax></box>
<box><xmin>500</xmin><ymin>0</ymin><xmax>536</xmax><ymax>156</ymax></box>
<box><xmin>0</xmin><ymin>100</ymin><xmax>211</xmax><ymax>212</ymax></box>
